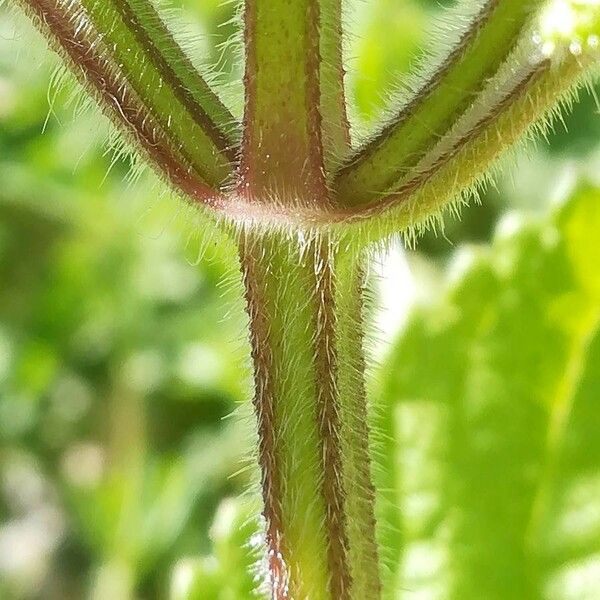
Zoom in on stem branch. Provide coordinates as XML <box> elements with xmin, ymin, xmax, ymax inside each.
<box><xmin>334</xmin><ymin>0</ymin><xmax>546</xmax><ymax>206</ymax></box>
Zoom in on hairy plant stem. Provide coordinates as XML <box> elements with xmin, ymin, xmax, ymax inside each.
<box><xmin>13</xmin><ymin>0</ymin><xmax>600</xmax><ymax>597</ymax></box>
<box><xmin>334</xmin><ymin>0</ymin><xmax>546</xmax><ymax>206</ymax></box>
<box><xmin>239</xmin><ymin>231</ymin><xmax>381</xmax><ymax>599</ymax></box>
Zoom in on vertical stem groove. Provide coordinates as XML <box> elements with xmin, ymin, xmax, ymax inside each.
<box><xmin>239</xmin><ymin>232</ymin><xmax>381</xmax><ymax>599</ymax></box>
<box><xmin>336</xmin><ymin>259</ymin><xmax>381</xmax><ymax>598</ymax></box>
<box><xmin>314</xmin><ymin>240</ymin><xmax>352</xmax><ymax>599</ymax></box>
<box><xmin>240</xmin><ymin>237</ymin><xmax>289</xmax><ymax>598</ymax></box>
<box><xmin>319</xmin><ymin>0</ymin><xmax>351</xmax><ymax>168</ymax></box>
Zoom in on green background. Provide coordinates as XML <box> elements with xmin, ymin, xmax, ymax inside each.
<box><xmin>1</xmin><ymin>0</ymin><xmax>600</xmax><ymax>598</ymax></box>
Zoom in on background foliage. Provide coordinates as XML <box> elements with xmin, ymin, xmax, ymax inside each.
<box><xmin>1</xmin><ymin>0</ymin><xmax>600</xmax><ymax>598</ymax></box>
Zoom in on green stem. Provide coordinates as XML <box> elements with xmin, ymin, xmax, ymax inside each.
<box><xmin>320</xmin><ymin>0</ymin><xmax>351</xmax><ymax>169</ymax></box>
<box><xmin>17</xmin><ymin>0</ymin><xmax>224</xmax><ymax>204</ymax></box>
<box><xmin>79</xmin><ymin>0</ymin><xmax>236</xmax><ymax>187</ymax></box>
<box><xmin>349</xmin><ymin>51</ymin><xmax>599</xmax><ymax>244</ymax></box>
<box><xmin>239</xmin><ymin>232</ymin><xmax>381</xmax><ymax>599</ymax></box>
<box><xmin>334</xmin><ymin>0</ymin><xmax>545</xmax><ymax>206</ymax></box>
<box><xmin>239</xmin><ymin>0</ymin><xmax>328</xmax><ymax>203</ymax></box>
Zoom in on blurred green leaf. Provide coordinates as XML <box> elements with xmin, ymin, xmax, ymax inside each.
<box><xmin>171</xmin><ymin>497</ymin><xmax>258</xmax><ymax>600</ymax></box>
<box><xmin>376</xmin><ymin>186</ymin><xmax>600</xmax><ymax>598</ymax></box>
<box><xmin>347</xmin><ymin>0</ymin><xmax>426</xmax><ymax>123</ymax></box>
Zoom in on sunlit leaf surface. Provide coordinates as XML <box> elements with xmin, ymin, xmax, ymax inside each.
<box><xmin>377</xmin><ymin>186</ymin><xmax>600</xmax><ymax>599</ymax></box>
